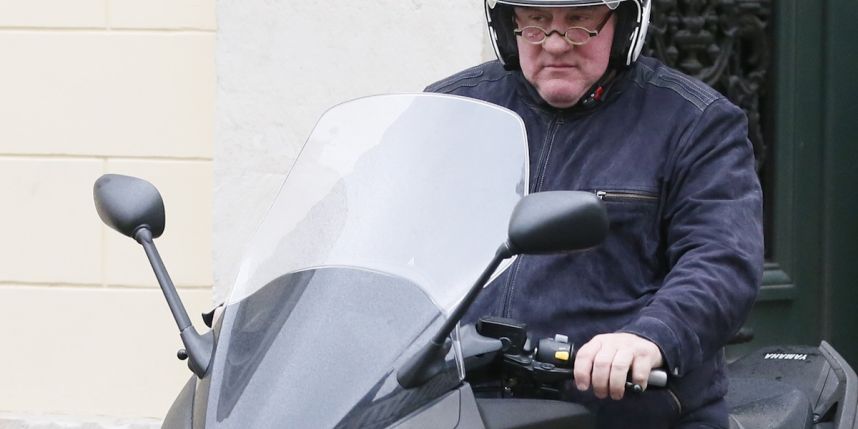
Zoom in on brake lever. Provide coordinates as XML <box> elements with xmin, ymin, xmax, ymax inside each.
<box><xmin>626</xmin><ymin>368</ymin><xmax>668</xmax><ymax>392</ymax></box>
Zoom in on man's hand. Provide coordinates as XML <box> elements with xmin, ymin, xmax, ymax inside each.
<box><xmin>573</xmin><ymin>333</ymin><xmax>663</xmax><ymax>400</ymax></box>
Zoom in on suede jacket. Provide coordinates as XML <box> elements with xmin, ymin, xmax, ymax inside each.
<box><xmin>427</xmin><ymin>57</ymin><xmax>764</xmax><ymax>424</ymax></box>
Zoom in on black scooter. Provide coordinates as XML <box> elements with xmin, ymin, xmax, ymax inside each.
<box><xmin>93</xmin><ymin>94</ymin><xmax>857</xmax><ymax>428</ymax></box>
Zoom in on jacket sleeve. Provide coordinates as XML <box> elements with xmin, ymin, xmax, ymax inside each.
<box><xmin>618</xmin><ymin>98</ymin><xmax>764</xmax><ymax>377</ymax></box>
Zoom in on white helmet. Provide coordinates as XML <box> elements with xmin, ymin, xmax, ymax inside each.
<box><xmin>485</xmin><ymin>0</ymin><xmax>651</xmax><ymax>70</ymax></box>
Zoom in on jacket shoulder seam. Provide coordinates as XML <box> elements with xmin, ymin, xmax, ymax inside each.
<box><xmin>435</xmin><ymin>73</ymin><xmax>514</xmax><ymax>94</ymax></box>
<box><xmin>635</xmin><ymin>62</ymin><xmax>722</xmax><ymax>111</ymax></box>
<box><xmin>426</xmin><ymin>62</ymin><xmax>509</xmax><ymax>94</ymax></box>
<box><xmin>672</xmin><ymin>97</ymin><xmax>739</xmax><ymax>166</ymax></box>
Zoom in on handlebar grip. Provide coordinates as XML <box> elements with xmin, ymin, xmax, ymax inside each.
<box><xmin>626</xmin><ymin>369</ymin><xmax>667</xmax><ymax>393</ymax></box>
<box><xmin>626</xmin><ymin>369</ymin><xmax>669</xmax><ymax>393</ymax></box>
<box><xmin>647</xmin><ymin>369</ymin><xmax>668</xmax><ymax>387</ymax></box>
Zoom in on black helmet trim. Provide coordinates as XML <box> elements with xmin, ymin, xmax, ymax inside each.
<box><xmin>486</xmin><ymin>0</ymin><xmax>651</xmax><ymax>70</ymax></box>
<box><xmin>610</xmin><ymin>0</ymin><xmax>650</xmax><ymax>66</ymax></box>
<box><xmin>489</xmin><ymin>0</ymin><xmax>617</xmax><ymax>6</ymax></box>
<box><xmin>488</xmin><ymin>0</ymin><xmax>622</xmax><ymax>6</ymax></box>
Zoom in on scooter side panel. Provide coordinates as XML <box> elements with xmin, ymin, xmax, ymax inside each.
<box><xmin>387</xmin><ymin>383</ymin><xmax>486</xmax><ymax>429</ymax></box>
<box><xmin>192</xmin><ymin>373</ymin><xmax>211</xmax><ymax>429</ymax></box>
<box><xmin>162</xmin><ymin>376</ymin><xmax>196</xmax><ymax>429</ymax></box>
<box><xmin>389</xmin><ymin>385</ymin><xmax>469</xmax><ymax>429</ymax></box>
<box><xmin>458</xmin><ymin>384</ymin><xmax>489</xmax><ymax>429</ymax></box>
<box><xmin>474</xmin><ymin>397</ymin><xmax>594</xmax><ymax>429</ymax></box>
<box><xmin>818</xmin><ymin>341</ymin><xmax>858</xmax><ymax>429</ymax></box>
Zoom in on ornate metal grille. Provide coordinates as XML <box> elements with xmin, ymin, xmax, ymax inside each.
<box><xmin>643</xmin><ymin>0</ymin><xmax>775</xmax><ymax>256</ymax></box>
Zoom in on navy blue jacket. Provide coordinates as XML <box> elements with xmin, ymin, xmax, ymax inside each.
<box><xmin>427</xmin><ymin>57</ymin><xmax>764</xmax><ymax>424</ymax></box>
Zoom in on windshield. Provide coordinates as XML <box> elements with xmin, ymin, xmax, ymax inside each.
<box><xmin>227</xmin><ymin>93</ymin><xmax>528</xmax><ymax>311</ymax></box>
<box><xmin>210</xmin><ymin>94</ymin><xmax>528</xmax><ymax>428</ymax></box>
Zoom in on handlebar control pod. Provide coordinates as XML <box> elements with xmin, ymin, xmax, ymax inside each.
<box><xmin>476</xmin><ymin>316</ymin><xmax>668</xmax><ymax>393</ymax></box>
<box><xmin>535</xmin><ymin>335</ymin><xmax>668</xmax><ymax>389</ymax></box>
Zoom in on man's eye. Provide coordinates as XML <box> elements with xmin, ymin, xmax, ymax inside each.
<box><xmin>571</xmin><ymin>13</ymin><xmax>603</xmax><ymax>26</ymax></box>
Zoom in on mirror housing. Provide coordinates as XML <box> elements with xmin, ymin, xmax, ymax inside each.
<box><xmin>508</xmin><ymin>191</ymin><xmax>608</xmax><ymax>255</ymax></box>
<box><xmin>93</xmin><ymin>174</ymin><xmax>165</xmax><ymax>240</ymax></box>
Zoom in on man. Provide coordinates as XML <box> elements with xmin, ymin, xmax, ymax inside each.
<box><xmin>427</xmin><ymin>0</ymin><xmax>764</xmax><ymax>427</ymax></box>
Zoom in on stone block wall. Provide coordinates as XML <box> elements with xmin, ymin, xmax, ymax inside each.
<box><xmin>0</xmin><ymin>0</ymin><xmax>216</xmax><ymax>421</ymax></box>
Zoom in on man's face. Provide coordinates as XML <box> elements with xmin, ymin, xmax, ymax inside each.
<box><xmin>514</xmin><ymin>6</ymin><xmax>615</xmax><ymax>108</ymax></box>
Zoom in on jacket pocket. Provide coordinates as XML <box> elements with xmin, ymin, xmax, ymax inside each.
<box><xmin>588</xmin><ymin>188</ymin><xmax>664</xmax><ymax>289</ymax></box>
<box><xmin>592</xmin><ymin>188</ymin><xmax>660</xmax><ymax>233</ymax></box>
<box><xmin>595</xmin><ymin>189</ymin><xmax>659</xmax><ymax>203</ymax></box>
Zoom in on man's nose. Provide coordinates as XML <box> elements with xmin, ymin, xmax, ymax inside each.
<box><xmin>542</xmin><ymin>30</ymin><xmax>571</xmax><ymax>54</ymax></box>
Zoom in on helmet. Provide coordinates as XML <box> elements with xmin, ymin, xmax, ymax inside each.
<box><xmin>485</xmin><ymin>0</ymin><xmax>651</xmax><ymax>70</ymax></box>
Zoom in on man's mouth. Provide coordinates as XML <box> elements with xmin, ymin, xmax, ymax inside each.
<box><xmin>543</xmin><ymin>64</ymin><xmax>575</xmax><ymax>69</ymax></box>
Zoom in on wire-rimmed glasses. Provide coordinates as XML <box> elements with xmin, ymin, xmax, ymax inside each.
<box><xmin>514</xmin><ymin>11</ymin><xmax>614</xmax><ymax>46</ymax></box>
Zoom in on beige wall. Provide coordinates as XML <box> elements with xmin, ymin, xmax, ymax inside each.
<box><xmin>0</xmin><ymin>0</ymin><xmax>216</xmax><ymax>420</ymax></box>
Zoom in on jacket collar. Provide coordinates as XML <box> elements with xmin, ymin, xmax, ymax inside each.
<box><xmin>513</xmin><ymin>65</ymin><xmax>633</xmax><ymax>116</ymax></box>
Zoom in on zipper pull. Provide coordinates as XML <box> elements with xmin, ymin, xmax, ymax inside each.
<box><xmin>596</xmin><ymin>191</ymin><xmax>607</xmax><ymax>200</ymax></box>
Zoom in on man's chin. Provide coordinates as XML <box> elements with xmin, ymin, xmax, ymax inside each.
<box><xmin>533</xmin><ymin>79</ymin><xmax>585</xmax><ymax>108</ymax></box>
<box><xmin>537</xmin><ymin>88</ymin><xmax>583</xmax><ymax>108</ymax></box>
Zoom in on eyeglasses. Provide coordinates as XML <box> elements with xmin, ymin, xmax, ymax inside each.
<box><xmin>514</xmin><ymin>11</ymin><xmax>613</xmax><ymax>46</ymax></box>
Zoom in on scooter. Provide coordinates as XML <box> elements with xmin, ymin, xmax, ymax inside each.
<box><xmin>93</xmin><ymin>94</ymin><xmax>857</xmax><ymax>428</ymax></box>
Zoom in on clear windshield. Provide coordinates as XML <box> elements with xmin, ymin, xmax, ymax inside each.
<box><xmin>211</xmin><ymin>94</ymin><xmax>528</xmax><ymax>428</ymax></box>
<box><xmin>227</xmin><ymin>94</ymin><xmax>528</xmax><ymax>312</ymax></box>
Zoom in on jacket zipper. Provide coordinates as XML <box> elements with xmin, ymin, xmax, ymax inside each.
<box><xmin>503</xmin><ymin>115</ymin><xmax>563</xmax><ymax>316</ymax></box>
<box><xmin>595</xmin><ymin>190</ymin><xmax>658</xmax><ymax>202</ymax></box>
<box><xmin>532</xmin><ymin>116</ymin><xmax>563</xmax><ymax>192</ymax></box>
<box><xmin>501</xmin><ymin>258</ymin><xmax>523</xmax><ymax>318</ymax></box>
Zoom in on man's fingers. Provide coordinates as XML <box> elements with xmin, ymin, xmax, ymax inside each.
<box><xmin>573</xmin><ymin>339</ymin><xmax>600</xmax><ymax>391</ymax></box>
<box><xmin>590</xmin><ymin>346</ymin><xmax>617</xmax><ymax>399</ymax></box>
<box><xmin>572</xmin><ymin>333</ymin><xmax>665</xmax><ymax>399</ymax></box>
<box><xmin>609</xmin><ymin>349</ymin><xmax>634</xmax><ymax>400</ymax></box>
<box><xmin>630</xmin><ymin>344</ymin><xmax>660</xmax><ymax>391</ymax></box>
<box><xmin>629</xmin><ymin>356</ymin><xmax>654</xmax><ymax>392</ymax></box>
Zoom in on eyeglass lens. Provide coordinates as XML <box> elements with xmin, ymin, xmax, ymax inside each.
<box><xmin>519</xmin><ymin>27</ymin><xmax>593</xmax><ymax>44</ymax></box>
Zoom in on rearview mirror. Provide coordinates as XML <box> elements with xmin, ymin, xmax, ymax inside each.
<box><xmin>398</xmin><ymin>190</ymin><xmax>609</xmax><ymax>388</ymax></box>
<box><xmin>93</xmin><ymin>174</ymin><xmax>166</xmax><ymax>240</ymax></box>
<box><xmin>508</xmin><ymin>191</ymin><xmax>608</xmax><ymax>255</ymax></box>
<box><xmin>93</xmin><ymin>174</ymin><xmax>212</xmax><ymax>377</ymax></box>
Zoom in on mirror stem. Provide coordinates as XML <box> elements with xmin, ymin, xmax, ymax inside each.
<box><xmin>398</xmin><ymin>242</ymin><xmax>514</xmax><ymax>388</ymax></box>
<box><xmin>431</xmin><ymin>242</ymin><xmax>514</xmax><ymax>347</ymax></box>
<box><xmin>135</xmin><ymin>227</ymin><xmax>212</xmax><ymax>378</ymax></box>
